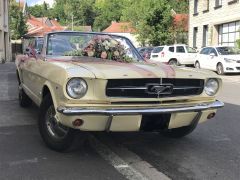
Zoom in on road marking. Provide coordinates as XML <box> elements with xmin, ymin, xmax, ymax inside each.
<box><xmin>8</xmin><ymin>158</ymin><xmax>39</xmax><ymax>166</ymax></box>
<box><xmin>89</xmin><ymin>134</ymin><xmax>171</xmax><ymax>180</ymax></box>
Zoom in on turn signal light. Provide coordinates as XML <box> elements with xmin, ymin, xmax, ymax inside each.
<box><xmin>72</xmin><ymin>119</ymin><xmax>84</xmax><ymax>127</ymax></box>
<box><xmin>207</xmin><ymin>112</ymin><xmax>216</xmax><ymax>119</ymax></box>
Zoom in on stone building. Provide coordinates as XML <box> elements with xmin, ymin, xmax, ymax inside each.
<box><xmin>0</xmin><ymin>0</ymin><xmax>11</xmax><ymax>62</ymax></box>
<box><xmin>189</xmin><ymin>0</ymin><xmax>240</xmax><ymax>49</ymax></box>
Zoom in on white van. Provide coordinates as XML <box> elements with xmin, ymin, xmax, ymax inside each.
<box><xmin>150</xmin><ymin>44</ymin><xmax>197</xmax><ymax>66</ymax></box>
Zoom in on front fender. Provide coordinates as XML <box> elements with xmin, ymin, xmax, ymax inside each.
<box><xmin>41</xmin><ymin>81</ymin><xmax>62</xmax><ymax>109</ymax></box>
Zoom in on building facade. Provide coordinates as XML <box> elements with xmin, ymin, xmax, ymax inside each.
<box><xmin>0</xmin><ymin>0</ymin><xmax>11</xmax><ymax>62</ymax></box>
<box><xmin>189</xmin><ymin>0</ymin><xmax>240</xmax><ymax>50</ymax></box>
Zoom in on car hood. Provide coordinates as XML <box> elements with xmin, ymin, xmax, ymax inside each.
<box><xmin>221</xmin><ymin>55</ymin><xmax>240</xmax><ymax>60</ymax></box>
<box><xmin>48</xmin><ymin>57</ymin><xmax>217</xmax><ymax>80</ymax></box>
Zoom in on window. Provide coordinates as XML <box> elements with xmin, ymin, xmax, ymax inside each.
<box><xmin>169</xmin><ymin>47</ymin><xmax>174</xmax><ymax>52</ymax></box>
<box><xmin>194</xmin><ymin>0</ymin><xmax>198</xmax><ymax>14</ymax></box>
<box><xmin>202</xmin><ymin>25</ymin><xmax>208</xmax><ymax>47</ymax></box>
<box><xmin>228</xmin><ymin>0</ymin><xmax>239</xmax><ymax>5</ymax></box>
<box><xmin>203</xmin><ymin>0</ymin><xmax>209</xmax><ymax>12</ymax></box>
<box><xmin>215</xmin><ymin>0</ymin><xmax>222</xmax><ymax>7</ymax></box>
<box><xmin>193</xmin><ymin>27</ymin><xmax>198</xmax><ymax>48</ymax></box>
<box><xmin>152</xmin><ymin>47</ymin><xmax>164</xmax><ymax>53</ymax></box>
<box><xmin>218</xmin><ymin>21</ymin><xmax>240</xmax><ymax>46</ymax></box>
<box><xmin>210</xmin><ymin>48</ymin><xmax>218</xmax><ymax>56</ymax></box>
<box><xmin>200</xmin><ymin>48</ymin><xmax>211</xmax><ymax>55</ymax></box>
<box><xmin>176</xmin><ymin>46</ymin><xmax>185</xmax><ymax>53</ymax></box>
<box><xmin>186</xmin><ymin>46</ymin><xmax>197</xmax><ymax>53</ymax></box>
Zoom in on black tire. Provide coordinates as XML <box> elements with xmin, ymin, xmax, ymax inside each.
<box><xmin>38</xmin><ymin>94</ymin><xmax>81</xmax><ymax>152</ymax></box>
<box><xmin>169</xmin><ymin>59</ymin><xmax>178</xmax><ymax>66</ymax></box>
<box><xmin>217</xmin><ymin>63</ymin><xmax>224</xmax><ymax>75</ymax></box>
<box><xmin>160</xmin><ymin>124</ymin><xmax>197</xmax><ymax>138</ymax></box>
<box><xmin>19</xmin><ymin>86</ymin><xmax>32</xmax><ymax>107</ymax></box>
<box><xmin>195</xmin><ymin>61</ymin><xmax>200</xmax><ymax>69</ymax></box>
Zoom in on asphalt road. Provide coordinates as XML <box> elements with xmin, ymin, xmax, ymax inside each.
<box><xmin>0</xmin><ymin>62</ymin><xmax>240</xmax><ymax>180</ymax></box>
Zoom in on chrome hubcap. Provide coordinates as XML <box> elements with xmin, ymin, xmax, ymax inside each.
<box><xmin>45</xmin><ymin>105</ymin><xmax>69</xmax><ymax>140</ymax></box>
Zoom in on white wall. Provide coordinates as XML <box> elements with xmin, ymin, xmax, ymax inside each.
<box><xmin>189</xmin><ymin>0</ymin><xmax>240</xmax><ymax>49</ymax></box>
<box><xmin>0</xmin><ymin>0</ymin><xmax>11</xmax><ymax>62</ymax></box>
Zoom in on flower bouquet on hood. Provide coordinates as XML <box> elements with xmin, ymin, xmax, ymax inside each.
<box><xmin>65</xmin><ymin>35</ymin><xmax>133</xmax><ymax>63</ymax></box>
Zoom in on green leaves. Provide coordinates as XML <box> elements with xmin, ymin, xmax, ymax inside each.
<box><xmin>121</xmin><ymin>0</ymin><xmax>174</xmax><ymax>46</ymax></box>
<box><xmin>9</xmin><ymin>1</ymin><xmax>28</xmax><ymax>40</ymax></box>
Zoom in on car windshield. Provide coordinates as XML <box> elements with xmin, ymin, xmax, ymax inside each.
<box><xmin>216</xmin><ymin>47</ymin><xmax>240</xmax><ymax>55</ymax></box>
<box><xmin>186</xmin><ymin>46</ymin><xmax>197</xmax><ymax>53</ymax></box>
<box><xmin>47</xmin><ymin>32</ymin><xmax>142</xmax><ymax>62</ymax></box>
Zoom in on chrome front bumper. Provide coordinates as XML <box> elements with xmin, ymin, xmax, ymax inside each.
<box><xmin>57</xmin><ymin>100</ymin><xmax>224</xmax><ymax>116</ymax></box>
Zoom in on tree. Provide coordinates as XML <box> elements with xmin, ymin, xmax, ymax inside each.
<box><xmin>9</xmin><ymin>1</ymin><xmax>28</xmax><ymax>40</ymax></box>
<box><xmin>63</xmin><ymin>0</ymin><xmax>96</xmax><ymax>27</ymax></box>
<box><xmin>93</xmin><ymin>0</ymin><xmax>129</xmax><ymax>31</ymax></box>
<box><xmin>28</xmin><ymin>4</ymin><xmax>44</xmax><ymax>17</ymax></box>
<box><xmin>121</xmin><ymin>0</ymin><xmax>174</xmax><ymax>46</ymax></box>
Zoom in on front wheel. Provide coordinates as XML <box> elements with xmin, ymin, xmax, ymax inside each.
<box><xmin>38</xmin><ymin>94</ymin><xmax>80</xmax><ymax>152</ymax></box>
<box><xmin>160</xmin><ymin>123</ymin><xmax>198</xmax><ymax>138</ymax></box>
<box><xmin>195</xmin><ymin>61</ymin><xmax>200</xmax><ymax>69</ymax></box>
<box><xmin>217</xmin><ymin>63</ymin><xmax>224</xmax><ymax>75</ymax></box>
<box><xmin>19</xmin><ymin>86</ymin><xmax>32</xmax><ymax>107</ymax></box>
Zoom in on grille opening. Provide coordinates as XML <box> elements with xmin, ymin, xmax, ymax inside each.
<box><xmin>140</xmin><ymin>114</ymin><xmax>171</xmax><ymax>131</ymax></box>
<box><xmin>106</xmin><ymin>78</ymin><xmax>204</xmax><ymax>98</ymax></box>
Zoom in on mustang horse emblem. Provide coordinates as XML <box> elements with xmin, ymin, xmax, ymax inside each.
<box><xmin>146</xmin><ymin>84</ymin><xmax>173</xmax><ymax>95</ymax></box>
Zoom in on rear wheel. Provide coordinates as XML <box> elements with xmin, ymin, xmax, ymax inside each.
<box><xmin>217</xmin><ymin>63</ymin><xmax>224</xmax><ymax>75</ymax></box>
<box><xmin>195</xmin><ymin>61</ymin><xmax>200</xmax><ymax>69</ymax></box>
<box><xmin>19</xmin><ymin>86</ymin><xmax>32</xmax><ymax>107</ymax></box>
<box><xmin>169</xmin><ymin>59</ymin><xmax>178</xmax><ymax>66</ymax></box>
<box><xmin>38</xmin><ymin>94</ymin><xmax>83</xmax><ymax>152</ymax></box>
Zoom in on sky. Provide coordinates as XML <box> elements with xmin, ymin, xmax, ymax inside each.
<box><xmin>20</xmin><ymin>0</ymin><xmax>55</xmax><ymax>7</ymax></box>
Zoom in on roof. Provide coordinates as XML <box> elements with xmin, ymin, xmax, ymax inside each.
<box><xmin>173</xmin><ymin>14</ymin><xmax>189</xmax><ymax>32</ymax></box>
<box><xmin>25</xmin><ymin>15</ymin><xmax>65</xmax><ymax>37</ymax></box>
<box><xmin>65</xmin><ymin>26</ymin><xmax>92</xmax><ymax>32</ymax></box>
<box><xmin>103</xmin><ymin>22</ymin><xmax>136</xmax><ymax>33</ymax></box>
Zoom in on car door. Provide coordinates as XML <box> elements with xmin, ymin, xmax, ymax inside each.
<box><xmin>208</xmin><ymin>48</ymin><xmax>219</xmax><ymax>70</ymax></box>
<box><xmin>198</xmin><ymin>47</ymin><xmax>211</xmax><ymax>69</ymax></box>
<box><xmin>21</xmin><ymin>39</ymin><xmax>44</xmax><ymax>103</ymax></box>
<box><xmin>185</xmin><ymin>46</ymin><xmax>197</xmax><ymax>64</ymax></box>
<box><xmin>175</xmin><ymin>45</ymin><xmax>188</xmax><ymax>64</ymax></box>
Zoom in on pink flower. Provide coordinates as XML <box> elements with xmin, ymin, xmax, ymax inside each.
<box><xmin>114</xmin><ymin>51</ymin><xmax>120</xmax><ymax>57</ymax></box>
<box><xmin>87</xmin><ymin>51</ymin><xmax>94</xmax><ymax>57</ymax></box>
<box><xmin>101</xmin><ymin>51</ymin><xmax>108</xmax><ymax>59</ymax></box>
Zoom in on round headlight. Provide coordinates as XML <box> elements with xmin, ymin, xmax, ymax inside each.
<box><xmin>66</xmin><ymin>78</ymin><xmax>88</xmax><ymax>99</ymax></box>
<box><xmin>204</xmin><ymin>78</ymin><xmax>219</xmax><ymax>96</ymax></box>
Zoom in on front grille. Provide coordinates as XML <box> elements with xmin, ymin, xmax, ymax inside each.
<box><xmin>106</xmin><ymin>78</ymin><xmax>204</xmax><ymax>98</ymax></box>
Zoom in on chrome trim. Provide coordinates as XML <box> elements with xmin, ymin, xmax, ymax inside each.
<box><xmin>57</xmin><ymin>100</ymin><xmax>224</xmax><ymax>116</ymax></box>
<box><xmin>107</xmin><ymin>86</ymin><xmax>202</xmax><ymax>91</ymax></box>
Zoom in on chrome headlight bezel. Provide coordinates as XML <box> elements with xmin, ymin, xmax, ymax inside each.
<box><xmin>204</xmin><ymin>78</ymin><xmax>219</xmax><ymax>96</ymax></box>
<box><xmin>66</xmin><ymin>78</ymin><xmax>88</xmax><ymax>99</ymax></box>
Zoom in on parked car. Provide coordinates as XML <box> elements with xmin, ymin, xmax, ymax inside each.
<box><xmin>137</xmin><ymin>47</ymin><xmax>154</xmax><ymax>59</ymax></box>
<box><xmin>16</xmin><ymin>32</ymin><xmax>224</xmax><ymax>151</ymax></box>
<box><xmin>150</xmin><ymin>44</ymin><xmax>197</xmax><ymax>66</ymax></box>
<box><xmin>195</xmin><ymin>46</ymin><xmax>240</xmax><ymax>75</ymax></box>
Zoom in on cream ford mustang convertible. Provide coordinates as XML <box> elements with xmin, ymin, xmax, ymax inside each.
<box><xmin>16</xmin><ymin>32</ymin><xmax>224</xmax><ymax>151</ymax></box>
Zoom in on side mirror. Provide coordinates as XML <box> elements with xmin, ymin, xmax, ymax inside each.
<box><xmin>209</xmin><ymin>53</ymin><xmax>216</xmax><ymax>57</ymax></box>
<box><xmin>24</xmin><ymin>48</ymin><xmax>37</xmax><ymax>57</ymax></box>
